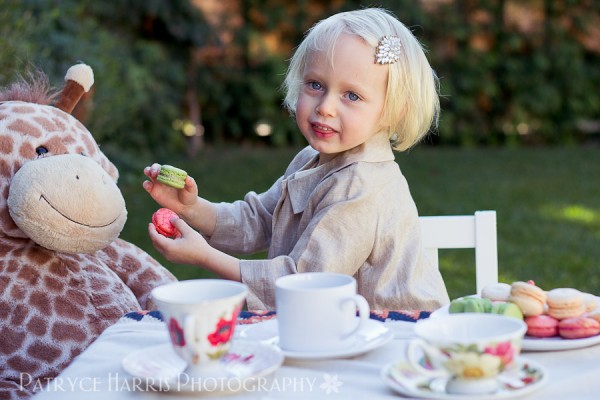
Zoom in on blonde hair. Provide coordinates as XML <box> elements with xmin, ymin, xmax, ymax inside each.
<box><xmin>283</xmin><ymin>8</ymin><xmax>440</xmax><ymax>151</ymax></box>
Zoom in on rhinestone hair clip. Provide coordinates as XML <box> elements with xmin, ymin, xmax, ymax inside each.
<box><xmin>375</xmin><ymin>35</ymin><xmax>402</xmax><ymax>65</ymax></box>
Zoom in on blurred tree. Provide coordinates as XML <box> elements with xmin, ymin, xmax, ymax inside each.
<box><xmin>0</xmin><ymin>0</ymin><xmax>211</xmax><ymax>162</ymax></box>
<box><xmin>192</xmin><ymin>0</ymin><xmax>324</xmax><ymax>147</ymax></box>
<box><xmin>342</xmin><ymin>0</ymin><xmax>600</xmax><ymax>146</ymax></box>
<box><xmin>88</xmin><ymin>0</ymin><xmax>213</xmax><ymax>156</ymax></box>
<box><xmin>417</xmin><ymin>0</ymin><xmax>600</xmax><ymax>146</ymax></box>
<box><xmin>0</xmin><ymin>1</ymin><xmax>32</xmax><ymax>82</ymax></box>
<box><xmin>1</xmin><ymin>0</ymin><xmax>599</xmax><ymax>150</ymax></box>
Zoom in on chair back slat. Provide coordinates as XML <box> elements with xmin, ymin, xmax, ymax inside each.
<box><xmin>419</xmin><ymin>211</ymin><xmax>498</xmax><ymax>295</ymax></box>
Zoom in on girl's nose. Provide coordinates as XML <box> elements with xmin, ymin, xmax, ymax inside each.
<box><xmin>315</xmin><ymin>94</ymin><xmax>336</xmax><ymax>117</ymax></box>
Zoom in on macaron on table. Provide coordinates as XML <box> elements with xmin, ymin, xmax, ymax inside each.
<box><xmin>433</xmin><ymin>281</ymin><xmax>600</xmax><ymax>351</ymax></box>
<box><xmin>524</xmin><ymin>315</ymin><xmax>559</xmax><ymax>338</ymax></box>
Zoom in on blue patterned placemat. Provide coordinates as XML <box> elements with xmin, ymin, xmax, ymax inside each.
<box><xmin>122</xmin><ymin>309</ymin><xmax>431</xmax><ymax>324</ymax></box>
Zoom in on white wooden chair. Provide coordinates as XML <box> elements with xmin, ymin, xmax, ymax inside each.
<box><xmin>419</xmin><ymin>210</ymin><xmax>498</xmax><ymax>295</ymax></box>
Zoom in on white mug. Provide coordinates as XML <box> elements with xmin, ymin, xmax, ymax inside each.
<box><xmin>275</xmin><ymin>272</ymin><xmax>370</xmax><ymax>352</ymax></box>
<box><xmin>152</xmin><ymin>279</ymin><xmax>248</xmax><ymax>374</ymax></box>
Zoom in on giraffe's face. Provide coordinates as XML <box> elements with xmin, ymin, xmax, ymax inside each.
<box><xmin>0</xmin><ymin>101</ymin><xmax>126</xmax><ymax>252</ymax></box>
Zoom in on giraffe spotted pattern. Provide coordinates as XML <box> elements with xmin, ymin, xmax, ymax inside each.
<box><xmin>0</xmin><ymin>99</ymin><xmax>176</xmax><ymax>399</ymax></box>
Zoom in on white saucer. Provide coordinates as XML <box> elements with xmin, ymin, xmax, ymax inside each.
<box><xmin>431</xmin><ymin>295</ymin><xmax>600</xmax><ymax>351</ymax></box>
<box><xmin>121</xmin><ymin>341</ymin><xmax>283</xmax><ymax>393</ymax></box>
<box><xmin>381</xmin><ymin>356</ymin><xmax>547</xmax><ymax>399</ymax></box>
<box><xmin>236</xmin><ymin>318</ymin><xmax>393</xmax><ymax>360</ymax></box>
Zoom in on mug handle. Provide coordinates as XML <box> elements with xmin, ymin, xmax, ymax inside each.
<box><xmin>406</xmin><ymin>338</ymin><xmax>449</xmax><ymax>377</ymax></box>
<box><xmin>341</xmin><ymin>294</ymin><xmax>370</xmax><ymax>339</ymax></box>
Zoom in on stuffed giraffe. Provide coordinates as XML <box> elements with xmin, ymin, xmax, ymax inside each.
<box><xmin>0</xmin><ymin>64</ymin><xmax>177</xmax><ymax>399</ymax></box>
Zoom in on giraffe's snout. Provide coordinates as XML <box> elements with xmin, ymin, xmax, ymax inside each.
<box><xmin>7</xmin><ymin>153</ymin><xmax>127</xmax><ymax>254</ymax></box>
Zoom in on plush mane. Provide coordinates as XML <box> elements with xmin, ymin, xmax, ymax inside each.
<box><xmin>0</xmin><ymin>69</ymin><xmax>59</xmax><ymax>104</ymax></box>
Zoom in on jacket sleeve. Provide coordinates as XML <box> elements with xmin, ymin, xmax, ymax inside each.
<box><xmin>207</xmin><ymin>146</ymin><xmax>317</xmax><ymax>254</ymax></box>
<box><xmin>207</xmin><ymin>178</ymin><xmax>282</xmax><ymax>254</ymax></box>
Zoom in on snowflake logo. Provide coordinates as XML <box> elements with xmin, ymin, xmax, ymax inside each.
<box><xmin>319</xmin><ymin>373</ymin><xmax>343</xmax><ymax>394</ymax></box>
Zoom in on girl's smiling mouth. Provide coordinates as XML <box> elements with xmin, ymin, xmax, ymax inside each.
<box><xmin>311</xmin><ymin>122</ymin><xmax>337</xmax><ymax>138</ymax></box>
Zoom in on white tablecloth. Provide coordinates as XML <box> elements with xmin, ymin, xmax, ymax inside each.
<box><xmin>32</xmin><ymin>315</ymin><xmax>600</xmax><ymax>400</ymax></box>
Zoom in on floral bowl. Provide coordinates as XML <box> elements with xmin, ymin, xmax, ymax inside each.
<box><xmin>407</xmin><ymin>313</ymin><xmax>527</xmax><ymax>394</ymax></box>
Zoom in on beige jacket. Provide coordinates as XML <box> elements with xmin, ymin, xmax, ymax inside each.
<box><xmin>208</xmin><ymin>133</ymin><xmax>449</xmax><ymax>310</ymax></box>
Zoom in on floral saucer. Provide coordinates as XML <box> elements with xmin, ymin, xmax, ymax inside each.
<box><xmin>121</xmin><ymin>341</ymin><xmax>283</xmax><ymax>393</ymax></box>
<box><xmin>381</xmin><ymin>356</ymin><xmax>547</xmax><ymax>399</ymax></box>
<box><xmin>236</xmin><ymin>318</ymin><xmax>393</xmax><ymax>360</ymax></box>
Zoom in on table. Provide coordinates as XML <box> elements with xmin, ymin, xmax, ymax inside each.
<box><xmin>32</xmin><ymin>311</ymin><xmax>600</xmax><ymax>400</ymax></box>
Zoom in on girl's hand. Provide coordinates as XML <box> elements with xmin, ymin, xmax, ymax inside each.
<box><xmin>148</xmin><ymin>217</ymin><xmax>209</xmax><ymax>266</ymax></box>
<box><xmin>143</xmin><ymin>163</ymin><xmax>198</xmax><ymax>215</ymax></box>
<box><xmin>148</xmin><ymin>218</ymin><xmax>241</xmax><ymax>281</ymax></box>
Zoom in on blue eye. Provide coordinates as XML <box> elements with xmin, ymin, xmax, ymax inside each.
<box><xmin>308</xmin><ymin>81</ymin><xmax>322</xmax><ymax>90</ymax></box>
<box><xmin>348</xmin><ymin>92</ymin><xmax>359</xmax><ymax>101</ymax></box>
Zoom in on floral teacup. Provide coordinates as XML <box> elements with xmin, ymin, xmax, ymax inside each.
<box><xmin>152</xmin><ymin>279</ymin><xmax>248</xmax><ymax>374</ymax></box>
<box><xmin>407</xmin><ymin>313</ymin><xmax>527</xmax><ymax>395</ymax></box>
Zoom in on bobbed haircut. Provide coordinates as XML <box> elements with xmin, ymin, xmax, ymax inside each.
<box><xmin>283</xmin><ymin>8</ymin><xmax>440</xmax><ymax>151</ymax></box>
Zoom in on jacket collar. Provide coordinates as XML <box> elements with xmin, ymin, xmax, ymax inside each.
<box><xmin>286</xmin><ymin>133</ymin><xmax>394</xmax><ymax>214</ymax></box>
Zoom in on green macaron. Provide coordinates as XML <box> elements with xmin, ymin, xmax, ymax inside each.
<box><xmin>491</xmin><ymin>302</ymin><xmax>524</xmax><ymax>320</ymax></box>
<box><xmin>449</xmin><ymin>297</ymin><xmax>493</xmax><ymax>313</ymax></box>
<box><xmin>157</xmin><ymin>165</ymin><xmax>187</xmax><ymax>189</ymax></box>
<box><xmin>448</xmin><ymin>297</ymin><xmax>524</xmax><ymax>320</ymax></box>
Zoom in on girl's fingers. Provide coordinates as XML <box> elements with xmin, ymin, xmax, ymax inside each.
<box><xmin>150</xmin><ymin>163</ymin><xmax>162</xmax><ymax>175</ymax></box>
<box><xmin>142</xmin><ymin>180</ymin><xmax>153</xmax><ymax>192</ymax></box>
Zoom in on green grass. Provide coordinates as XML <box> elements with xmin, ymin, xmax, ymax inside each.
<box><xmin>116</xmin><ymin>146</ymin><xmax>600</xmax><ymax>301</ymax></box>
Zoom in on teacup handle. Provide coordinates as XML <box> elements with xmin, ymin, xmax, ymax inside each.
<box><xmin>406</xmin><ymin>338</ymin><xmax>450</xmax><ymax>377</ymax></box>
<box><xmin>341</xmin><ymin>294</ymin><xmax>370</xmax><ymax>339</ymax></box>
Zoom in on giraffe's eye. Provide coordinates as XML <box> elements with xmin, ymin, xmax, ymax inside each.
<box><xmin>35</xmin><ymin>146</ymin><xmax>49</xmax><ymax>157</ymax></box>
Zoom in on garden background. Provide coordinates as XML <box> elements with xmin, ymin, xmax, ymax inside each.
<box><xmin>1</xmin><ymin>0</ymin><xmax>599</xmax><ymax>300</ymax></box>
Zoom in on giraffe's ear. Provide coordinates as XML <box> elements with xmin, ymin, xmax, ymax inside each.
<box><xmin>55</xmin><ymin>63</ymin><xmax>94</xmax><ymax>114</ymax></box>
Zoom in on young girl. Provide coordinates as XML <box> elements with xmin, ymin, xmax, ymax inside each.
<box><xmin>143</xmin><ymin>8</ymin><xmax>450</xmax><ymax>310</ymax></box>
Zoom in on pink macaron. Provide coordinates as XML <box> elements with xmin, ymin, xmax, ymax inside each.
<box><xmin>558</xmin><ymin>317</ymin><xmax>600</xmax><ymax>339</ymax></box>
<box><xmin>525</xmin><ymin>315</ymin><xmax>559</xmax><ymax>338</ymax></box>
<box><xmin>152</xmin><ymin>208</ymin><xmax>181</xmax><ymax>238</ymax></box>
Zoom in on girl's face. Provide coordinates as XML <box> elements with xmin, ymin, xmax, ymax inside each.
<box><xmin>295</xmin><ymin>33</ymin><xmax>388</xmax><ymax>163</ymax></box>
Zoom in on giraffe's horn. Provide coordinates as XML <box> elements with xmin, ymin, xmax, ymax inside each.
<box><xmin>55</xmin><ymin>63</ymin><xmax>94</xmax><ymax>114</ymax></box>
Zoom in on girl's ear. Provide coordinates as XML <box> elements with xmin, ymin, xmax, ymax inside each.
<box><xmin>55</xmin><ymin>64</ymin><xmax>94</xmax><ymax>114</ymax></box>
